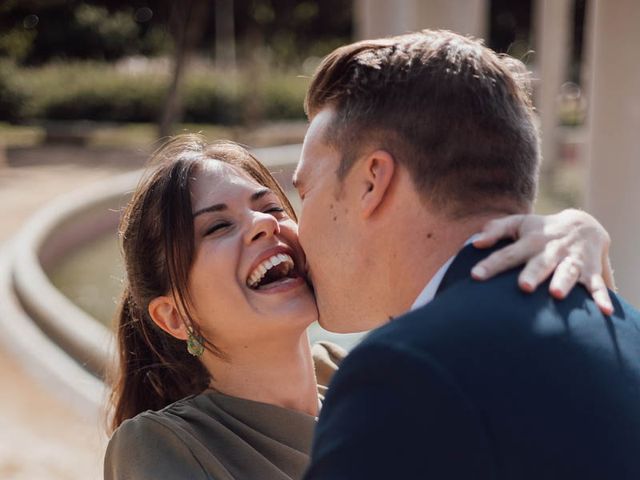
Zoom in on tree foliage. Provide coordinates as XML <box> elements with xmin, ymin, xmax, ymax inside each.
<box><xmin>0</xmin><ymin>0</ymin><xmax>352</xmax><ymax>66</ymax></box>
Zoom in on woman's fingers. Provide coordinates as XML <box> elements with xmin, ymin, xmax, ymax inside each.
<box><xmin>473</xmin><ymin>214</ymin><xmax>526</xmax><ymax>248</ymax></box>
<box><xmin>471</xmin><ymin>209</ymin><xmax>615</xmax><ymax>315</ymax></box>
<box><xmin>602</xmin><ymin>256</ymin><xmax>617</xmax><ymax>292</ymax></box>
<box><xmin>549</xmin><ymin>256</ymin><xmax>582</xmax><ymax>299</ymax></box>
<box><xmin>517</xmin><ymin>244</ymin><xmax>565</xmax><ymax>292</ymax></box>
<box><xmin>471</xmin><ymin>234</ymin><xmax>545</xmax><ymax>281</ymax></box>
<box><xmin>547</xmin><ymin>256</ymin><xmax>613</xmax><ymax>315</ymax></box>
<box><xmin>476</xmin><ymin>242</ymin><xmax>615</xmax><ymax>315</ymax></box>
<box><xmin>584</xmin><ymin>274</ymin><xmax>614</xmax><ymax>316</ymax></box>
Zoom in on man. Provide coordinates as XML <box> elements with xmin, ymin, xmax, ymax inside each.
<box><xmin>294</xmin><ymin>30</ymin><xmax>640</xmax><ymax>479</ymax></box>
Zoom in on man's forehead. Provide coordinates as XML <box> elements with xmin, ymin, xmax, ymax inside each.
<box><xmin>294</xmin><ymin>133</ymin><xmax>317</xmax><ymax>187</ymax></box>
<box><xmin>293</xmin><ymin>149</ymin><xmax>310</xmax><ymax>181</ymax></box>
<box><xmin>296</xmin><ymin>109</ymin><xmax>337</xmax><ymax>180</ymax></box>
<box><xmin>295</xmin><ymin>141</ymin><xmax>327</xmax><ymax>189</ymax></box>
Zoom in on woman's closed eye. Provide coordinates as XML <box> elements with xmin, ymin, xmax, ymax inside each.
<box><xmin>202</xmin><ymin>202</ymin><xmax>286</xmax><ymax>237</ymax></box>
<box><xmin>204</xmin><ymin>221</ymin><xmax>232</xmax><ymax>237</ymax></box>
<box><xmin>264</xmin><ymin>205</ymin><xmax>285</xmax><ymax>216</ymax></box>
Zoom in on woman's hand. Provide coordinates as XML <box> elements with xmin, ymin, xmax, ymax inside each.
<box><xmin>470</xmin><ymin>209</ymin><xmax>615</xmax><ymax>315</ymax></box>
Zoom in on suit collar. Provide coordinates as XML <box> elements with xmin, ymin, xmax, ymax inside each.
<box><xmin>411</xmin><ymin>234</ymin><xmax>481</xmax><ymax>311</ymax></box>
<box><xmin>435</xmin><ymin>239</ymin><xmax>513</xmax><ymax>297</ymax></box>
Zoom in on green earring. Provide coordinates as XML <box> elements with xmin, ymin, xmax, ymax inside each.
<box><xmin>186</xmin><ymin>330</ymin><xmax>205</xmax><ymax>357</ymax></box>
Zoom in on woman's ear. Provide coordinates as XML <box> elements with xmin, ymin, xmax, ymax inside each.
<box><xmin>148</xmin><ymin>296</ymin><xmax>188</xmax><ymax>341</ymax></box>
<box><xmin>359</xmin><ymin>149</ymin><xmax>396</xmax><ymax>219</ymax></box>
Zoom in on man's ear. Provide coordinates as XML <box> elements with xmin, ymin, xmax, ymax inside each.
<box><xmin>148</xmin><ymin>295</ymin><xmax>188</xmax><ymax>341</ymax></box>
<box><xmin>359</xmin><ymin>149</ymin><xmax>396</xmax><ymax>219</ymax></box>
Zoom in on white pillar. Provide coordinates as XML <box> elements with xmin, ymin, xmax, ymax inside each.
<box><xmin>354</xmin><ymin>0</ymin><xmax>488</xmax><ymax>40</ymax></box>
<box><xmin>533</xmin><ymin>0</ymin><xmax>573</xmax><ymax>175</ymax></box>
<box><xmin>585</xmin><ymin>0</ymin><xmax>640</xmax><ymax>307</ymax></box>
<box><xmin>415</xmin><ymin>0</ymin><xmax>487</xmax><ymax>38</ymax></box>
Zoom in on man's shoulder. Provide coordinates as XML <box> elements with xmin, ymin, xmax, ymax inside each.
<box><xmin>316</xmin><ymin>274</ymin><xmax>640</xmax><ymax>480</ymax></box>
<box><xmin>360</xmin><ymin>270</ymin><xmax>640</xmax><ymax>371</ymax></box>
<box><xmin>364</xmin><ymin>269</ymin><xmax>542</xmax><ymax>347</ymax></box>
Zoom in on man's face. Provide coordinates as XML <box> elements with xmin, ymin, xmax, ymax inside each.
<box><xmin>294</xmin><ymin>109</ymin><xmax>367</xmax><ymax>333</ymax></box>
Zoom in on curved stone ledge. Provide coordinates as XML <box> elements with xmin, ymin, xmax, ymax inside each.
<box><xmin>0</xmin><ymin>243</ymin><xmax>107</xmax><ymax>417</ymax></box>
<box><xmin>12</xmin><ymin>170</ymin><xmax>142</xmax><ymax>378</ymax></box>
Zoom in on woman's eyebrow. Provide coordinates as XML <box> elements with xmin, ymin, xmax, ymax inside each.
<box><xmin>251</xmin><ymin>188</ymin><xmax>272</xmax><ymax>202</ymax></box>
<box><xmin>193</xmin><ymin>203</ymin><xmax>227</xmax><ymax>218</ymax></box>
<box><xmin>192</xmin><ymin>188</ymin><xmax>273</xmax><ymax>218</ymax></box>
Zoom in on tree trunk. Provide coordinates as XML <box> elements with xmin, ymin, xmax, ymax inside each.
<box><xmin>215</xmin><ymin>0</ymin><xmax>236</xmax><ymax>70</ymax></box>
<box><xmin>158</xmin><ymin>0</ymin><xmax>209</xmax><ymax>138</ymax></box>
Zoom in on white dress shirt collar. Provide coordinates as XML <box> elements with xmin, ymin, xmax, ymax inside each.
<box><xmin>410</xmin><ymin>234</ymin><xmax>480</xmax><ymax>312</ymax></box>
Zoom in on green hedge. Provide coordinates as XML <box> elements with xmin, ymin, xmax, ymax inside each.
<box><xmin>0</xmin><ymin>61</ymin><xmax>308</xmax><ymax>125</ymax></box>
<box><xmin>0</xmin><ymin>62</ymin><xmax>27</xmax><ymax>122</ymax></box>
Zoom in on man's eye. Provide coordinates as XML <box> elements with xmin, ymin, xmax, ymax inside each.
<box><xmin>205</xmin><ymin>222</ymin><xmax>231</xmax><ymax>236</ymax></box>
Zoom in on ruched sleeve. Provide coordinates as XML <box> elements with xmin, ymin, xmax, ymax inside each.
<box><xmin>104</xmin><ymin>414</ymin><xmax>211</xmax><ymax>480</ymax></box>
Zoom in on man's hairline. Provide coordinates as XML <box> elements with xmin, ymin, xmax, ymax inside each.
<box><xmin>308</xmin><ymin>104</ymin><xmax>396</xmax><ymax>182</ymax></box>
<box><xmin>308</xmin><ymin>108</ymin><xmax>533</xmax><ymax>220</ymax></box>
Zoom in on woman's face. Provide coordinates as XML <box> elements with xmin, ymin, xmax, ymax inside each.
<box><xmin>187</xmin><ymin>160</ymin><xmax>317</xmax><ymax>350</ymax></box>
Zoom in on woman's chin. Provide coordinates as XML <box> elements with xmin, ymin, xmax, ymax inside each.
<box><xmin>248</xmin><ymin>282</ymin><xmax>318</xmax><ymax>328</ymax></box>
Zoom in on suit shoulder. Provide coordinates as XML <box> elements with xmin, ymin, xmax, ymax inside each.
<box><xmin>362</xmin><ymin>273</ymin><xmax>640</xmax><ymax>372</ymax></box>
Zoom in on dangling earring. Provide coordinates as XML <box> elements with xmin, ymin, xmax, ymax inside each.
<box><xmin>186</xmin><ymin>328</ymin><xmax>205</xmax><ymax>357</ymax></box>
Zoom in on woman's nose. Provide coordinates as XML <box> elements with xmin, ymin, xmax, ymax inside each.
<box><xmin>245</xmin><ymin>211</ymin><xmax>280</xmax><ymax>244</ymax></box>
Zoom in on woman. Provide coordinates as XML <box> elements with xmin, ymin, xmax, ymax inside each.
<box><xmin>104</xmin><ymin>134</ymin><xmax>613</xmax><ymax>479</ymax></box>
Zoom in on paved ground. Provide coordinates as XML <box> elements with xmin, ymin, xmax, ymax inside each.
<box><xmin>0</xmin><ymin>147</ymin><xmax>140</xmax><ymax>479</ymax></box>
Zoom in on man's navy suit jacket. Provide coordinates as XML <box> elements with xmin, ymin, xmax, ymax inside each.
<box><xmin>304</xmin><ymin>243</ymin><xmax>640</xmax><ymax>479</ymax></box>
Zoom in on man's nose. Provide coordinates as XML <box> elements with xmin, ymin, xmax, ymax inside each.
<box><xmin>245</xmin><ymin>211</ymin><xmax>280</xmax><ymax>244</ymax></box>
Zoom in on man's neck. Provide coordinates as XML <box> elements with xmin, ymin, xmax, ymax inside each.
<box><xmin>387</xmin><ymin>213</ymin><xmax>505</xmax><ymax>317</ymax></box>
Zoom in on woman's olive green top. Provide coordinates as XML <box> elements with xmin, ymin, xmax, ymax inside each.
<box><xmin>104</xmin><ymin>342</ymin><xmax>345</xmax><ymax>480</ymax></box>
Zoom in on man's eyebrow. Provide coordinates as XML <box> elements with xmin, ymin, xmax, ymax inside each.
<box><xmin>192</xmin><ymin>188</ymin><xmax>273</xmax><ymax>218</ymax></box>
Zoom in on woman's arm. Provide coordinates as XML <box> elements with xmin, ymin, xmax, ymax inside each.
<box><xmin>471</xmin><ymin>209</ymin><xmax>614</xmax><ymax>315</ymax></box>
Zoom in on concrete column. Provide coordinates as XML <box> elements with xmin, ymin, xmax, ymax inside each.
<box><xmin>354</xmin><ymin>0</ymin><xmax>488</xmax><ymax>40</ymax></box>
<box><xmin>585</xmin><ymin>0</ymin><xmax>640</xmax><ymax>307</ymax></box>
<box><xmin>533</xmin><ymin>0</ymin><xmax>573</xmax><ymax>175</ymax></box>
<box><xmin>415</xmin><ymin>0</ymin><xmax>488</xmax><ymax>38</ymax></box>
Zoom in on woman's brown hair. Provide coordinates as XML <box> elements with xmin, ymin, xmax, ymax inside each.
<box><xmin>108</xmin><ymin>134</ymin><xmax>296</xmax><ymax>432</ymax></box>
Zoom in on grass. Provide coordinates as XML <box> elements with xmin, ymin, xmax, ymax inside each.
<box><xmin>1</xmin><ymin>61</ymin><xmax>309</xmax><ymax>125</ymax></box>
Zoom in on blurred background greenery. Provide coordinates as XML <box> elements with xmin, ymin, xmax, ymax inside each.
<box><xmin>0</xmin><ymin>1</ymin><xmax>586</xmax><ymax>135</ymax></box>
<box><xmin>0</xmin><ymin>0</ymin><xmax>589</xmax><ymax>212</ymax></box>
<box><xmin>0</xmin><ymin>0</ymin><xmax>352</xmax><ymax>134</ymax></box>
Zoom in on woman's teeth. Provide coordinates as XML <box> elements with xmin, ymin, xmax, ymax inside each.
<box><xmin>247</xmin><ymin>253</ymin><xmax>295</xmax><ymax>289</ymax></box>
